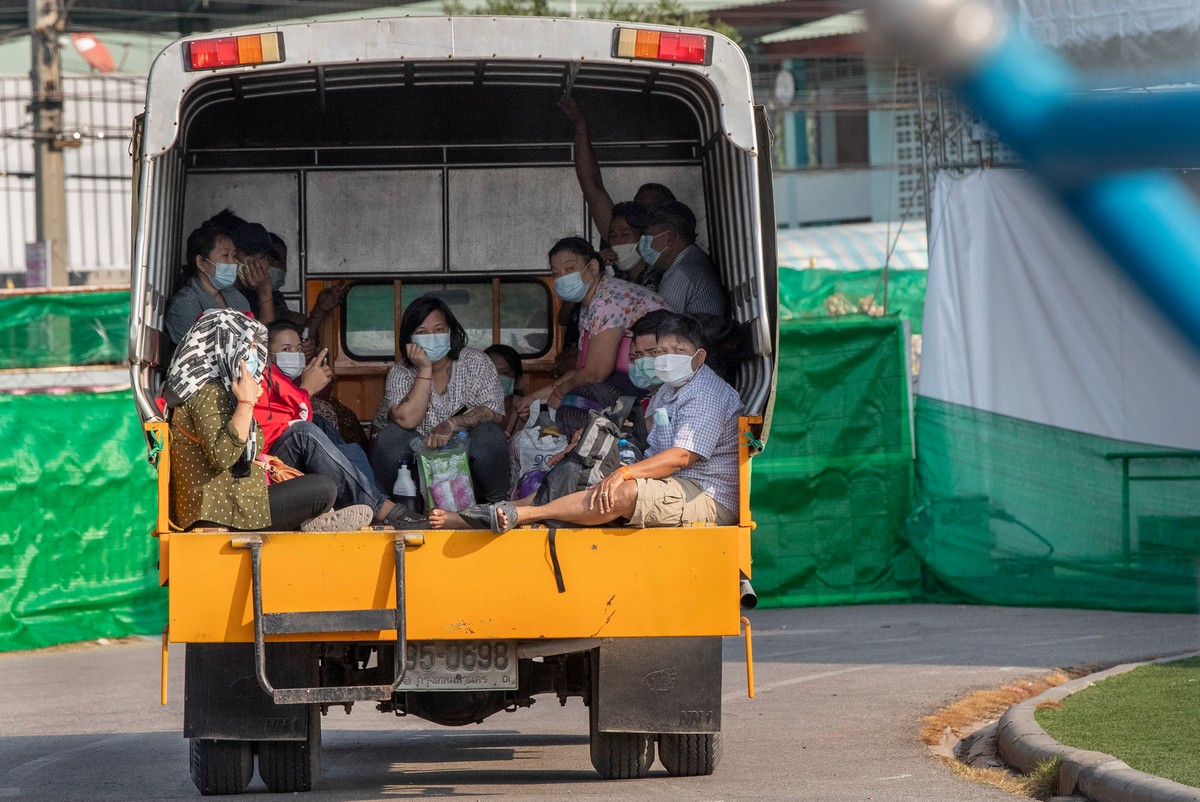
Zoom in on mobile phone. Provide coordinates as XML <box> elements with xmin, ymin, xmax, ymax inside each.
<box><xmin>452</xmin><ymin>405</ymin><xmax>469</xmax><ymax>417</ymax></box>
<box><xmin>237</xmin><ymin>263</ymin><xmax>249</xmax><ymax>283</ymax></box>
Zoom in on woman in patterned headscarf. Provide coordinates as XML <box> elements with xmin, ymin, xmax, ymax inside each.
<box><xmin>165</xmin><ymin>308</ymin><xmax>371</xmax><ymax>532</ymax></box>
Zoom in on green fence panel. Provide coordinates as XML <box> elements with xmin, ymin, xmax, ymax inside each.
<box><xmin>0</xmin><ymin>389</ymin><xmax>163</xmax><ymax>652</ymax></box>
<box><xmin>750</xmin><ymin>317</ymin><xmax>921</xmax><ymax>607</ymax></box>
<box><xmin>778</xmin><ymin>267</ymin><xmax>926</xmax><ymax>334</ymax></box>
<box><xmin>908</xmin><ymin>397</ymin><xmax>1200</xmax><ymax>613</ymax></box>
<box><xmin>0</xmin><ymin>291</ymin><xmax>129</xmax><ymax>369</ymax></box>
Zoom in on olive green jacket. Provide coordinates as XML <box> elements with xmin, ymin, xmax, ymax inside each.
<box><xmin>170</xmin><ymin>381</ymin><xmax>270</xmax><ymax>530</ymax></box>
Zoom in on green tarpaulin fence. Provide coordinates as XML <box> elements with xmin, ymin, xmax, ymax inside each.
<box><xmin>908</xmin><ymin>397</ymin><xmax>1200</xmax><ymax>613</ymax></box>
<box><xmin>0</xmin><ymin>389</ymin><xmax>163</xmax><ymax>652</ymax></box>
<box><xmin>0</xmin><ymin>290</ymin><xmax>129</xmax><ymax>369</ymax></box>
<box><xmin>778</xmin><ymin>267</ymin><xmax>927</xmax><ymax>334</ymax></box>
<box><xmin>750</xmin><ymin>317</ymin><xmax>922</xmax><ymax>607</ymax></box>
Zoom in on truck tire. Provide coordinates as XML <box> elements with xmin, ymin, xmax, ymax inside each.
<box><xmin>188</xmin><ymin>738</ymin><xmax>253</xmax><ymax>795</ymax></box>
<box><xmin>258</xmin><ymin>706</ymin><xmax>321</xmax><ymax>793</ymax></box>
<box><xmin>658</xmin><ymin>733</ymin><xmax>721</xmax><ymax>776</ymax></box>
<box><xmin>588</xmin><ymin>698</ymin><xmax>654</xmax><ymax>779</ymax></box>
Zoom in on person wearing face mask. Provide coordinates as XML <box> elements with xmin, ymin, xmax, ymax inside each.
<box><xmin>165</xmin><ymin>309</ymin><xmax>374</xmax><ymax>533</ymax></box>
<box><xmin>367</xmin><ymin>296</ymin><xmax>510</xmax><ymax>504</ymax></box>
<box><xmin>433</xmin><ymin>312</ymin><xmax>743</xmax><ymax>533</ymax></box>
<box><xmin>164</xmin><ymin>222</ymin><xmax>259</xmax><ymax>346</ymax></box>
<box><xmin>538</xmin><ymin>237</ymin><xmax>669</xmax><ymax>408</ymax></box>
<box><xmin>638</xmin><ymin>201</ymin><xmax>727</xmax><ymax>318</ymax></box>
<box><xmin>484</xmin><ymin>343</ymin><xmax>534</xmax><ymax>436</ymax></box>
<box><xmin>599</xmin><ymin>201</ymin><xmax>662</xmax><ymax>288</ymax></box>
<box><xmin>558</xmin><ymin>95</ymin><xmax>677</xmax><ymax>239</ymax></box>
<box><xmin>225</xmin><ymin>222</ymin><xmax>290</xmax><ymax>325</ymax></box>
<box><xmin>251</xmin><ymin>320</ymin><xmax>419</xmax><ymax>529</ymax></box>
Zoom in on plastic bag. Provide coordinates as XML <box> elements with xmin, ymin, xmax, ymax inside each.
<box><xmin>512</xmin><ymin>400</ymin><xmax>567</xmax><ymax>479</ymax></box>
<box><xmin>411</xmin><ymin>431</ymin><xmax>476</xmax><ymax>512</ymax></box>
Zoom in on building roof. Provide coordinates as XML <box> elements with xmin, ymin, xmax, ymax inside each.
<box><xmin>760</xmin><ymin>10</ymin><xmax>864</xmax><ymax>44</ymax></box>
<box><xmin>776</xmin><ymin>221</ymin><xmax>928</xmax><ymax>271</ymax></box>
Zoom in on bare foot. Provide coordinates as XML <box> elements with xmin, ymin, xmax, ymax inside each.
<box><xmin>429</xmin><ymin>509</ymin><xmax>467</xmax><ymax>529</ymax></box>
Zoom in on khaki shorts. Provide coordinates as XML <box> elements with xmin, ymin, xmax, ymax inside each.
<box><xmin>629</xmin><ymin>477</ymin><xmax>738</xmax><ymax>528</ymax></box>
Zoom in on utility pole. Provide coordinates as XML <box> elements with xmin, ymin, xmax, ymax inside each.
<box><xmin>29</xmin><ymin>0</ymin><xmax>69</xmax><ymax>287</ymax></box>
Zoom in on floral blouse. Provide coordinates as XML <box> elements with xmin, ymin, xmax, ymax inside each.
<box><xmin>576</xmin><ymin>276</ymin><xmax>669</xmax><ymax>372</ymax></box>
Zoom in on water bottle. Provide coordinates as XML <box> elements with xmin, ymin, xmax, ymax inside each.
<box><xmin>617</xmin><ymin>438</ymin><xmax>637</xmax><ymax>466</ymax></box>
<box><xmin>392</xmin><ymin>459</ymin><xmax>417</xmax><ymax>507</ymax></box>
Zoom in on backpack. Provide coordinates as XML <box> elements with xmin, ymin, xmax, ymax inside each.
<box><xmin>532</xmin><ymin>395</ymin><xmax>643</xmax><ymax>594</ymax></box>
<box><xmin>533</xmin><ymin>396</ymin><xmax>640</xmax><ymax>506</ymax></box>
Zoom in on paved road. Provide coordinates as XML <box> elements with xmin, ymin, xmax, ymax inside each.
<box><xmin>2</xmin><ymin>604</ymin><xmax>1198</xmax><ymax>801</ymax></box>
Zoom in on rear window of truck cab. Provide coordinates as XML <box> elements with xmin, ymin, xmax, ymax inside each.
<box><xmin>343</xmin><ymin>279</ymin><xmax>552</xmax><ymax>361</ymax></box>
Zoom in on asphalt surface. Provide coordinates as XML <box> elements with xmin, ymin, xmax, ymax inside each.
<box><xmin>2</xmin><ymin>604</ymin><xmax>1198</xmax><ymax>801</ymax></box>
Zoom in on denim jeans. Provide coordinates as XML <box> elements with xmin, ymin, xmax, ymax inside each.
<box><xmin>270</xmin><ymin>421</ymin><xmax>387</xmax><ymax>513</ymax></box>
<box><xmin>368</xmin><ymin>421</ymin><xmax>511</xmax><ymax>505</ymax></box>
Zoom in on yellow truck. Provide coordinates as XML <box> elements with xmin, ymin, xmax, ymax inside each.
<box><xmin>129</xmin><ymin>15</ymin><xmax>776</xmax><ymax>795</ymax></box>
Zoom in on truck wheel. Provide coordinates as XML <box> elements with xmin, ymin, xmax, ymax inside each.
<box><xmin>258</xmin><ymin>706</ymin><xmax>322</xmax><ymax>792</ymax></box>
<box><xmin>188</xmin><ymin>738</ymin><xmax>253</xmax><ymax>795</ymax></box>
<box><xmin>588</xmin><ymin>701</ymin><xmax>654</xmax><ymax>779</ymax></box>
<box><xmin>658</xmin><ymin>733</ymin><xmax>721</xmax><ymax>776</ymax></box>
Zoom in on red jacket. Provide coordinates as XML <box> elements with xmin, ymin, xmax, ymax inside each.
<box><xmin>253</xmin><ymin>365</ymin><xmax>312</xmax><ymax>452</ymax></box>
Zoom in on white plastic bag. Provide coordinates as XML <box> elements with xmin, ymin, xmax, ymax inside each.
<box><xmin>512</xmin><ymin>400</ymin><xmax>567</xmax><ymax>479</ymax></box>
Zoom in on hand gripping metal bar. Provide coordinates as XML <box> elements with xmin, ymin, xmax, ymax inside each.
<box><xmin>231</xmin><ymin>533</ymin><xmax>412</xmax><ymax>705</ymax></box>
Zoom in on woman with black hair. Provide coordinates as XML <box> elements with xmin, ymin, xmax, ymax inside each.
<box><xmin>367</xmin><ymin>295</ymin><xmax>510</xmax><ymax>503</ymax></box>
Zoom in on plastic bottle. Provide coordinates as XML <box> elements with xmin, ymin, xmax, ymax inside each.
<box><xmin>392</xmin><ymin>459</ymin><xmax>417</xmax><ymax>507</ymax></box>
<box><xmin>617</xmin><ymin>438</ymin><xmax>637</xmax><ymax>466</ymax></box>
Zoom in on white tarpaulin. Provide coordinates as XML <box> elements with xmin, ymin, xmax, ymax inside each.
<box><xmin>920</xmin><ymin>169</ymin><xmax>1200</xmax><ymax>449</ymax></box>
<box><xmin>1003</xmin><ymin>0</ymin><xmax>1200</xmax><ymax>70</ymax></box>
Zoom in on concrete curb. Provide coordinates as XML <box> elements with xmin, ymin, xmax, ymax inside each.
<box><xmin>996</xmin><ymin>651</ymin><xmax>1200</xmax><ymax>802</ymax></box>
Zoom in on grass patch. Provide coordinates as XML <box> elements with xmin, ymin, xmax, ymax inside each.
<box><xmin>940</xmin><ymin>755</ymin><xmax>1061</xmax><ymax>800</ymax></box>
<box><xmin>1036</xmin><ymin>657</ymin><xmax>1200</xmax><ymax>788</ymax></box>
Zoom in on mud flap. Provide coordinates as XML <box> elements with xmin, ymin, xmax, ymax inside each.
<box><xmin>184</xmin><ymin>643</ymin><xmax>312</xmax><ymax>741</ymax></box>
<box><xmin>594</xmin><ymin>636</ymin><xmax>722</xmax><ymax>734</ymax></box>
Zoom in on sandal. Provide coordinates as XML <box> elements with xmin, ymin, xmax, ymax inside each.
<box><xmin>301</xmin><ymin>504</ymin><xmax>373</xmax><ymax>533</ymax></box>
<box><xmin>453</xmin><ymin>503</ymin><xmax>493</xmax><ymax>530</ymax></box>
<box><xmin>488</xmin><ymin>500</ymin><xmax>519</xmax><ymax>534</ymax></box>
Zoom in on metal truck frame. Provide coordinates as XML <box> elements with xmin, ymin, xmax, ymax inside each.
<box><xmin>128</xmin><ymin>15</ymin><xmax>776</xmax><ymax>795</ymax></box>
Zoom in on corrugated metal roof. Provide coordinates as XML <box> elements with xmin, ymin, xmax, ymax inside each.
<box><xmin>759</xmin><ymin>10</ymin><xmax>865</xmax><ymax>44</ymax></box>
<box><xmin>776</xmin><ymin>220</ymin><xmax>928</xmax><ymax>271</ymax></box>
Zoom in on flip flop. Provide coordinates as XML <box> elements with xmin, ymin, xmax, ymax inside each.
<box><xmin>488</xmin><ymin>500</ymin><xmax>519</xmax><ymax>534</ymax></box>
<box><xmin>453</xmin><ymin>503</ymin><xmax>493</xmax><ymax>530</ymax></box>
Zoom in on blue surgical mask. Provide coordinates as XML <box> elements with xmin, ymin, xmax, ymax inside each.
<box><xmin>498</xmin><ymin>375</ymin><xmax>515</xmax><ymax>396</ymax></box>
<box><xmin>207</xmin><ymin>259</ymin><xmax>238</xmax><ymax>291</ymax></box>
<box><xmin>629</xmin><ymin>356</ymin><xmax>662</xmax><ymax>390</ymax></box>
<box><xmin>554</xmin><ymin>270</ymin><xmax>589</xmax><ymax>303</ymax></box>
<box><xmin>412</xmin><ymin>332</ymin><xmax>451</xmax><ymax>362</ymax></box>
<box><xmin>268</xmin><ymin>266</ymin><xmax>286</xmax><ymax>291</ymax></box>
<box><xmin>637</xmin><ymin>233</ymin><xmax>662</xmax><ymax>267</ymax></box>
<box><xmin>243</xmin><ymin>350</ymin><xmax>262</xmax><ymax>381</ymax></box>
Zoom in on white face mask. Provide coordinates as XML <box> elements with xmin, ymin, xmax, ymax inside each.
<box><xmin>611</xmin><ymin>242</ymin><xmax>642</xmax><ymax>271</ymax></box>
<box><xmin>275</xmin><ymin>351</ymin><xmax>304</xmax><ymax>380</ymax></box>
<box><xmin>268</xmin><ymin>266</ymin><xmax>286</xmax><ymax>291</ymax></box>
<box><xmin>654</xmin><ymin>352</ymin><xmax>701</xmax><ymax>388</ymax></box>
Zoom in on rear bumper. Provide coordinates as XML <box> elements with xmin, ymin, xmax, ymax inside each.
<box><xmin>165</xmin><ymin>526</ymin><xmax>747</xmax><ymax>643</ymax></box>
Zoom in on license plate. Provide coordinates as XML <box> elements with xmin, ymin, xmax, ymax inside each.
<box><xmin>398</xmin><ymin>640</ymin><xmax>517</xmax><ymax>691</ymax></box>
